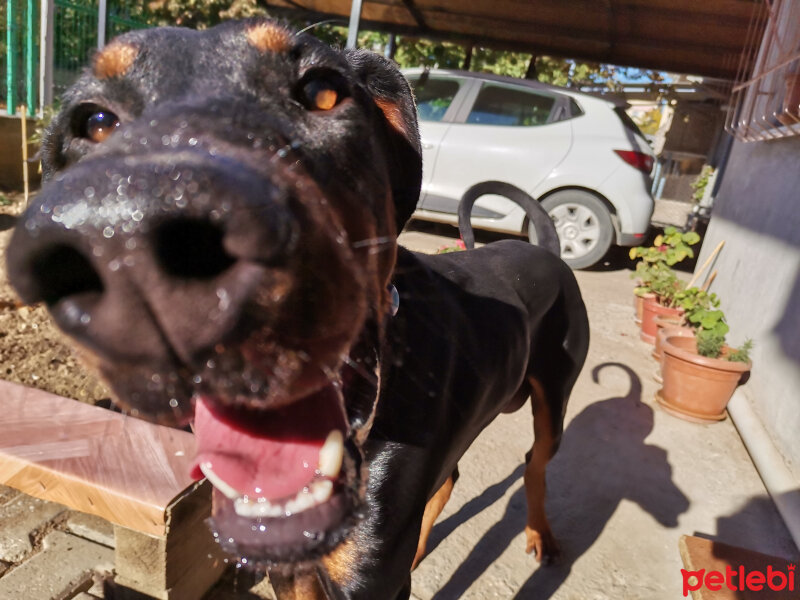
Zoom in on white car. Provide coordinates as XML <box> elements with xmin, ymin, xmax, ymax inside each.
<box><xmin>403</xmin><ymin>69</ymin><xmax>655</xmax><ymax>269</ymax></box>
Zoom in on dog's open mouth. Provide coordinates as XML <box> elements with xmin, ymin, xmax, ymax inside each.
<box><xmin>190</xmin><ymin>381</ymin><xmax>362</xmax><ymax>564</ymax></box>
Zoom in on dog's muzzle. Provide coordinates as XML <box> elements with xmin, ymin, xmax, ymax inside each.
<box><xmin>6</xmin><ymin>142</ymin><xmax>371</xmax><ymax>563</ymax></box>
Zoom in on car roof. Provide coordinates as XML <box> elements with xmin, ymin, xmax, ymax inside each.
<box><xmin>401</xmin><ymin>68</ymin><xmax>627</xmax><ymax>109</ymax></box>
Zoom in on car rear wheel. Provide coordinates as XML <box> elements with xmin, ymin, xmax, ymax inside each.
<box><xmin>528</xmin><ymin>190</ymin><xmax>614</xmax><ymax>269</ymax></box>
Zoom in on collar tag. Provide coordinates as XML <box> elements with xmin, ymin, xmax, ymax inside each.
<box><xmin>388</xmin><ymin>284</ymin><xmax>400</xmax><ymax>316</ymax></box>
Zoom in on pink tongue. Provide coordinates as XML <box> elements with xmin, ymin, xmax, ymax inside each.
<box><xmin>191</xmin><ymin>392</ymin><xmax>344</xmax><ymax>500</ymax></box>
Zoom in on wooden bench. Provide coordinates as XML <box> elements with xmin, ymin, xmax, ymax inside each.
<box><xmin>0</xmin><ymin>379</ymin><xmax>226</xmax><ymax>599</ymax></box>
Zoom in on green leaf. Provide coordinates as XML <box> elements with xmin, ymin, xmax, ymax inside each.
<box><xmin>700</xmin><ymin>311</ymin><xmax>724</xmax><ymax>329</ymax></box>
<box><xmin>683</xmin><ymin>232</ymin><xmax>701</xmax><ymax>245</ymax></box>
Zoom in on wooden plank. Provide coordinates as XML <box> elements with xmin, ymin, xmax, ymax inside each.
<box><xmin>112</xmin><ymin>481</ymin><xmax>227</xmax><ymax>600</ymax></box>
<box><xmin>0</xmin><ymin>380</ymin><xmax>197</xmax><ymax>536</ymax></box>
<box><xmin>419</xmin><ymin>0</ymin><xmax>751</xmax><ymax>40</ymax></box>
<box><xmin>269</xmin><ymin>0</ymin><xmax>419</xmax><ymax>26</ymax></box>
<box><xmin>619</xmin><ymin>0</ymin><xmax>761</xmax><ymax>21</ymax></box>
<box><xmin>420</xmin><ymin>11</ymin><xmax>743</xmax><ymax>53</ymax></box>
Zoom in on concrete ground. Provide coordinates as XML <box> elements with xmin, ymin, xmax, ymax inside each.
<box><xmin>401</xmin><ymin>222</ymin><xmax>798</xmax><ymax>600</ymax></box>
<box><xmin>650</xmin><ymin>197</ymin><xmax>695</xmax><ymax>228</ymax></box>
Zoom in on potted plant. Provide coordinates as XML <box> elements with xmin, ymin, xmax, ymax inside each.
<box><xmin>631</xmin><ymin>245</ymin><xmax>663</xmax><ymax>321</ymax></box>
<box><xmin>435</xmin><ymin>239</ymin><xmax>466</xmax><ymax>254</ymax></box>
<box><xmin>657</xmin><ymin>304</ymin><xmax>752</xmax><ymax>423</ymax></box>
<box><xmin>652</xmin><ymin>287</ymin><xmax>719</xmax><ymax>360</ymax></box>
<box><xmin>689</xmin><ymin>165</ymin><xmax>715</xmax><ymax>206</ymax></box>
<box><xmin>652</xmin><ymin>314</ymin><xmax>691</xmax><ymax>361</ymax></box>
<box><xmin>639</xmin><ymin>264</ymin><xmax>686</xmax><ymax>344</ymax></box>
<box><xmin>633</xmin><ymin>287</ymin><xmax>656</xmax><ymax>324</ymax></box>
<box><xmin>630</xmin><ymin>227</ymin><xmax>700</xmax><ymax>341</ymax></box>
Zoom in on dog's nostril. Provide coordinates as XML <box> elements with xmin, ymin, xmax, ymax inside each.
<box><xmin>31</xmin><ymin>244</ymin><xmax>105</xmax><ymax>307</ymax></box>
<box><xmin>154</xmin><ymin>218</ymin><xmax>236</xmax><ymax>280</ymax></box>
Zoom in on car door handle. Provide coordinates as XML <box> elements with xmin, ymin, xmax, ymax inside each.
<box><xmin>422</xmin><ymin>142</ymin><xmax>434</xmax><ymax>149</ymax></box>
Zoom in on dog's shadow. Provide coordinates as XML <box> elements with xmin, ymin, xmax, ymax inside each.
<box><xmin>429</xmin><ymin>362</ymin><xmax>690</xmax><ymax>600</ymax></box>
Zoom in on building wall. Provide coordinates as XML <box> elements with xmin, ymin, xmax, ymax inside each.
<box><xmin>697</xmin><ymin>134</ymin><xmax>800</xmax><ymax>479</ymax></box>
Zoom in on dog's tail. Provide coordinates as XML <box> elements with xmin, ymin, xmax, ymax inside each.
<box><xmin>457</xmin><ymin>181</ymin><xmax>560</xmax><ymax>256</ymax></box>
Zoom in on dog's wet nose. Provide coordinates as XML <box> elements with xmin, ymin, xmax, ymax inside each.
<box><xmin>152</xmin><ymin>217</ymin><xmax>235</xmax><ymax>281</ymax></box>
<box><xmin>6</xmin><ymin>154</ymin><xmax>297</xmax><ymax>363</ymax></box>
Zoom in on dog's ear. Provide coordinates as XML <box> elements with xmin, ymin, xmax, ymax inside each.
<box><xmin>345</xmin><ymin>49</ymin><xmax>422</xmax><ymax>234</ymax></box>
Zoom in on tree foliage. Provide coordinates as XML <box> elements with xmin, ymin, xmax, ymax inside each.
<box><xmin>54</xmin><ymin>2</ymin><xmax>664</xmax><ymax>92</ymax></box>
<box><xmin>145</xmin><ymin>0</ymin><xmax>266</xmax><ymax>28</ymax></box>
<box><xmin>305</xmin><ymin>25</ymin><xmax>664</xmax><ymax>91</ymax></box>
<box><xmin>632</xmin><ymin>107</ymin><xmax>663</xmax><ymax>136</ymax></box>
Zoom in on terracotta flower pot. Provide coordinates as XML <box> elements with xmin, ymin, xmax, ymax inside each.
<box><xmin>652</xmin><ymin>324</ymin><xmax>693</xmax><ymax>383</ymax></box>
<box><xmin>656</xmin><ymin>336</ymin><xmax>751</xmax><ymax>424</ymax></box>
<box><xmin>640</xmin><ymin>298</ymin><xmax>683</xmax><ymax>345</ymax></box>
<box><xmin>633</xmin><ymin>291</ymin><xmax>655</xmax><ymax>325</ymax></box>
<box><xmin>652</xmin><ymin>317</ymin><xmax>691</xmax><ymax>361</ymax></box>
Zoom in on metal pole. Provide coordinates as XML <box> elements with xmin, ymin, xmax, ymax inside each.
<box><xmin>345</xmin><ymin>0</ymin><xmax>363</xmax><ymax>50</ymax></box>
<box><xmin>97</xmin><ymin>0</ymin><xmax>107</xmax><ymax>48</ymax></box>
<box><xmin>463</xmin><ymin>45</ymin><xmax>473</xmax><ymax>71</ymax></box>
<box><xmin>525</xmin><ymin>55</ymin><xmax>538</xmax><ymax>80</ymax></box>
<box><xmin>384</xmin><ymin>33</ymin><xmax>396</xmax><ymax>60</ymax></box>
<box><xmin>7</xmin><ymin>0</ymin><xmax>19</xmax><ymax>115</ymax></box>
<box><xmin>26</xmin><ymin>0</ymin><xmax>37</xmax><ymax>110</ymax></box>
<box><xmin>20</xmin><ymin>104</ymin><xmax>29</xmax><ymax>204</ymax></box>
<box><xmin>39</xmin><ymin>0</ymin><xmax>53</xmax><ymax>112</ymax></box>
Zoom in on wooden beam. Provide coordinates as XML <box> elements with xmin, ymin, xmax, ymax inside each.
<box><xmin>619</xmin><ymin>0</ymin><xmax>762</xmax><ymax>21</ymax></box>
<box><xmin>400</xmin><ymin>0</ymin><xmax>428</xmax><ymax>29</ymax></box>
<box><xmin>262</xmin><ymin>0</ymin><xmax>760</xmax><ymax>78</ymax></box>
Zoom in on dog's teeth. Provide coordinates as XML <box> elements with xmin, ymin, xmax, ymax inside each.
<box><xmin>285</xmin><ymin>488</ymin><xmax>316</xmax><ymax>515</ymax></box>
<box><xmin>200</xmin><ymin>462</ymin><xmax>242</xmax><ymax>501</ymax></box>
<box><xmin>206</xmin><ymin>430</ymin><xmax>342</xmax><ymax>520</ymax></box>
<box><xmin>311</xmin><ymin>479</ymin><xmax>333</xmax><ymax>503</ymax></box>
<box><xmin>233</xmin><ymin>480</ymin><xmax>335</xmax><ymax>519</ymax></box>
<box><xmin>234</xmin><ymin>496</ymin><xmax>284</xmax><ymax>518</ymax></box>
<box><xmin>318</xmin><ymin>430</ymin><xmax>344</xmax><ymax>478</ymax></box>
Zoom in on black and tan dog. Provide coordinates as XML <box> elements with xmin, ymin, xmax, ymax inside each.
<box><xmin>6</xmin><ymin>19</ymin><xmax>589</xmax><ymax>599</ymax></box>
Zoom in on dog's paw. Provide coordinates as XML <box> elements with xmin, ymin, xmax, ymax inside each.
<box><xmin>525</xmin><ymin>525</ymin><xmax>560</xmax><ymax>564</ymax></box>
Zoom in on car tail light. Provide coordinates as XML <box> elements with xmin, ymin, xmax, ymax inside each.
<box><xmin>614</xmin><ymin>150</ymin><xmax>654</xmax><ymax>174</ymax></box>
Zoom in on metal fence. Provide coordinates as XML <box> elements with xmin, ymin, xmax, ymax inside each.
<box><xmin>2</xmin><ymin>0</ymin><xmax>150</xmax><ymax>115</ymax></box>
<box><xmin>53</xmin><ymin>0</ymin><xmax>97</xmax><ymax>98</ymax></box>
<box><xmin>2</xmin><ymin>0</ymin><xmax>38</xmax><ymax>113</ymax></box>
<box><xmin>54</xmin><ymin>0</ymin><xmax>150</xmax><ymax>97</ymax></box>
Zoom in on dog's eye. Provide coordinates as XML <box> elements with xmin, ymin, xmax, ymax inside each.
<box><xmin>84</xmin><ymin>110</ymin><xmax>120</xmax><ymax>142</ymax></box>
<box><xmin>76</xmin><ymin>107</ymin><xmax>120</xmax><ymax>143</ymax></box>
<box><xmin>298</xmin><ymin>77</ymin><xmax>347</xmax><ymax>111</ymax></box>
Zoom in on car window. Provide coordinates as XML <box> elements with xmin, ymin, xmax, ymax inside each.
<box><xmin>407</xmin><ymin>76</ymin><xmax>462</xmax><ymax>122</ymax></box>
<box><xmin>569</xmin><ymin>98</ymin><xmax>584</xmax><ymax>118</ymax></box>
<box><xmin>466</xmin><ymin>84</ymin><xmax>556</xmax><ymax>126</ymax></box>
